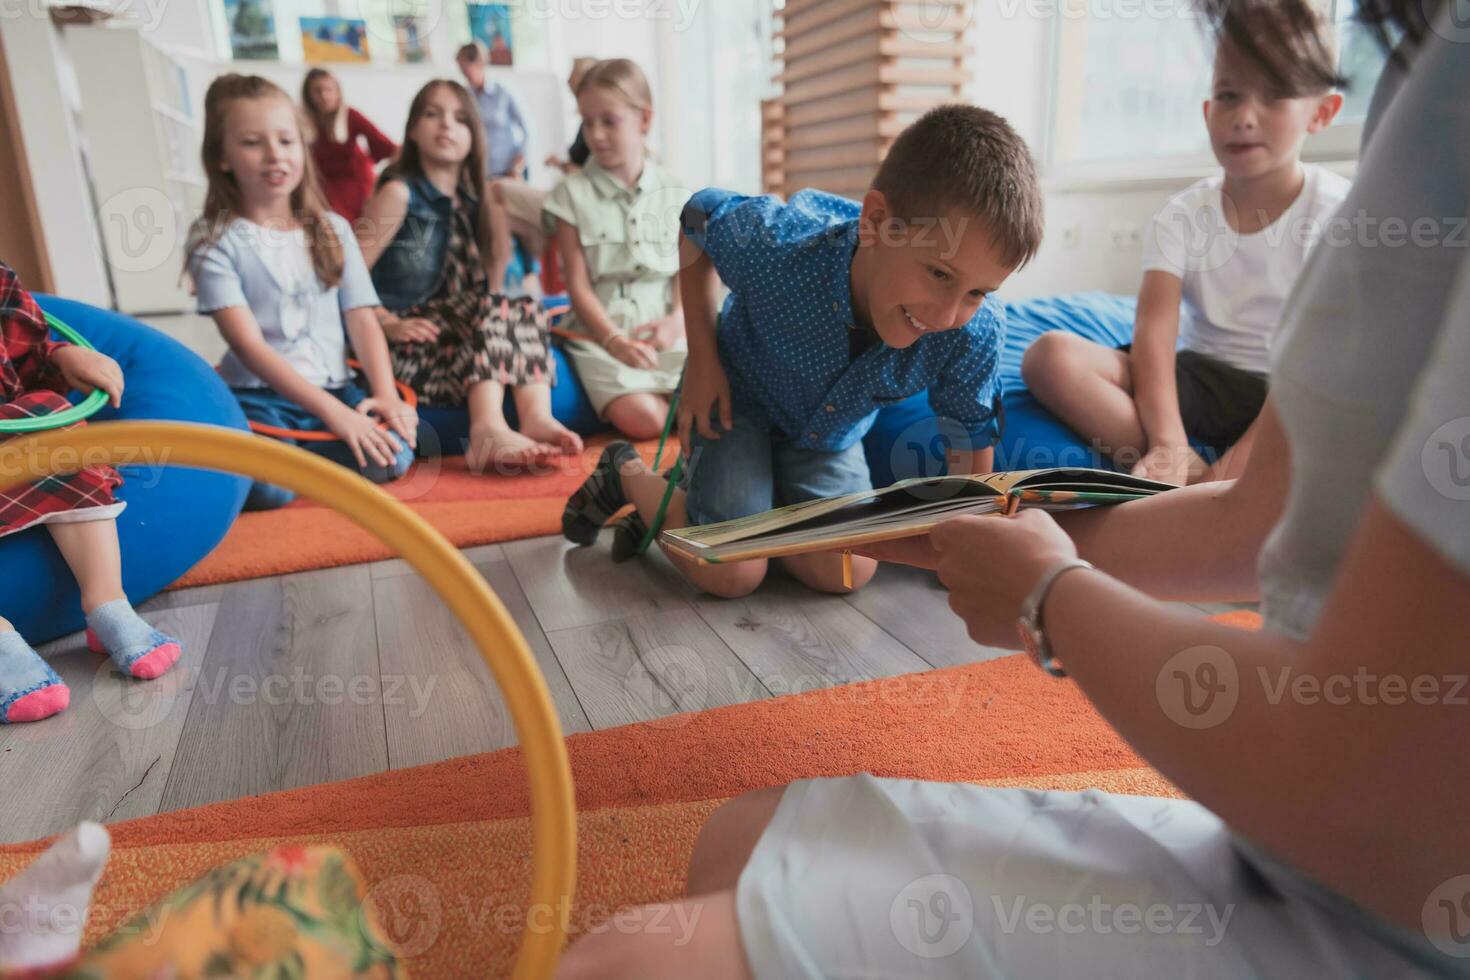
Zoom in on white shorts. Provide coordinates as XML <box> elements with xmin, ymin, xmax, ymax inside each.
<box><xmin>736</xmin><ymin>775</ymin><xmax>1454</xmax><ymax>979</ymax></box>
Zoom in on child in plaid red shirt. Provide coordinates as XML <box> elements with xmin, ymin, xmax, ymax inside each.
<box><xmin>0</xmin><ymin>262</ymin><xmax>183</xmax><ymax>725</ymax></box>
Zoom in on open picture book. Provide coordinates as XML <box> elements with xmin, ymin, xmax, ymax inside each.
<box><xmin>660</xmin><ymin>467</ymin><xmax>1175</xmax><ymax>564</ymax></box>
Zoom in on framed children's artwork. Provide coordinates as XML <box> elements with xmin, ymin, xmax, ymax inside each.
<box><xmin>300</xmin><ymin>16</ymin><xmax>371</xmax><ymax>63</ymax></box>
<box><xmin>222</xmin><ymin>0</ymin><xmax>278</xmax><ymax>60</ymax></box>
<box><xmin>467</xmin><ymin>3</ymin><xmax>513</xmax><ymax>66</ymax></box>
<box><xmin>393</xmin><ymin>14</ymin><xmax>430</xmax><ymax>63</ymax></box>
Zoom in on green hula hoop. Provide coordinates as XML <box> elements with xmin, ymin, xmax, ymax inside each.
<box><xmin>0</xmin><ymin>312</ymin><xmax>112</xmax><ymax>434</ymax></box>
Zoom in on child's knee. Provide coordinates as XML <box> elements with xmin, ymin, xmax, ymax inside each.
<box><xmin>1021</xmin><ymin>330</ymin><xmax>1074</xmax><ymax>388</ymax></box>
<box><xmin>363</xmin><ymin>439</ymin><xmax>415</xmax><ymax>485</ymax></box>
<box><xmin>245</xmin><ymin>481</ymin><xmax>295</xmax><ymax>511</ymax></box>
<box><xmin>695</xmin><ymin>561</ymin><xmax>766</xmax><ymax>599</ymax></box>
<box><xmin>606</xmin><ymin>395</ymin><xmax>668</xmax><ymax>440</ymax></box>
<box><xmin>780</xmin><ymin>554</ymin><xmax>876</xmax><ymax>594</ymax></box>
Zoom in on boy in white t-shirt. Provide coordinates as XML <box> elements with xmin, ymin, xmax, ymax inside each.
<box><xmin>1022</xmin><ymin>4</ymin><xmax>1349</xmax><ymax>486</ymax></box>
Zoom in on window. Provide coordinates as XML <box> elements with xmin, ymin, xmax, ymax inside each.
<box><xmin>1048</xmin><ymin>0</ymin><xmax>1387</xmax><ymax>172</ymax></box>
<box><xmin>687</xmin><ymin>0</ymin><xmax>775</xmax><ymax>193</ymax></box>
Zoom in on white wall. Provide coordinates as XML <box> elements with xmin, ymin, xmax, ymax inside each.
<box><xmin>963</xmin><ymin>3</ymin><xmax>1173</xmax><ymax>299</ymax></box>
<box><xmin>1</xmin><ymin>11</ymin><xmax>111</xmax><ymax>305</ymax></box>
<box><xmin>9</xmin><ymin>0</ymin><xmax>1359</xmax><ymax>308</ymax></box>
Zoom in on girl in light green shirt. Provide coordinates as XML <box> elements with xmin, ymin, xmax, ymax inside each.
<box><xmin>543</xmin><ymin>58</ymin><xmax>688</xmax><ymax>440</ymax></box>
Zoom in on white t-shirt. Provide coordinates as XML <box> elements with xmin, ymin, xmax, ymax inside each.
<box><xmin>1140</xmin><ymin>164</ymin><xmax>1351</xmax><ymax>375</ymax></box>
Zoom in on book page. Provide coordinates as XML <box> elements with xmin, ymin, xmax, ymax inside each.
<box><xmin>671</xmin><ymin>475</ymin><xmax>995</xmax><ymax>549</ymax></box>
<box><xmin>670</xmin><ymin>497</ymin><xmax>1003</xmax><ymax>564</ymax></box>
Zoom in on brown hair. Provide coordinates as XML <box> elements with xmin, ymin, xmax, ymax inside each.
<box><xmin>1210</xmin><ymin>0</ymin><xmax>1343</xmax><ymax>96</ymax></box>
<box><xmin>301</xmin><ymin>67</ymin><xmax>348</xmax><ymax>144</ymax></box>
<box><xmin>187</xmin><ymin>73</ymin><xmax>344</xmax><ymax>287</ymax></box>
<box><xmin>377</xmin><ymin>79</ymin><xmax>486</xmax><ymax>202</ymax></box>
<box><xmin>455</xmin><ymin>41</ymin><xmax>485</xmax><ymax>64</ymax></box>
<box><xmin>870</xmin><ymin>104</ymin><xmax>1043</xmax><ymax>270</ymax></box>
<box><xmin>1202</xmin><ymin>0</ymin><xmax>1444</xmax><ymax>85</ymax></box>
<box><xmin>574</xmin><ymin>58</ymin><xmax>653</xmax><ymax>112</ymax></box>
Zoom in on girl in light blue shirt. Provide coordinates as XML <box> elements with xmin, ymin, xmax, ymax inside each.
<box><xmin>186</xmin><ymin>74</ymin><xmax>417</xmax><ymax>510</ymax></box>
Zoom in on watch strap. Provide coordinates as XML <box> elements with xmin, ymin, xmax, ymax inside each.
<box><xmin>1020</xmin><ymin>558</ymin><xmax>1096</xmax><ymax>677</ymax></box>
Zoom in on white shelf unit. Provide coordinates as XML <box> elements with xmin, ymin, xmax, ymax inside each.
<box><xmin>64</xmin><ymin>22</ymin><xmax>205</xmax><ymax>314</ymax></box>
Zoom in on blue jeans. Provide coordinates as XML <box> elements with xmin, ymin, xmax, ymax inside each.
<box><xmin>681</xmin><ymin>408</ymin><xmax>873</xmax><ymax>527</ymax></box>
<box><xmin>233</xmin><ymin>384</ymin><xmax>415</xmax><ymax>511</ymax></box>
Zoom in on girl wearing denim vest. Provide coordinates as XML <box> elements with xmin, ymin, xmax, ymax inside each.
<box><xmin>359</xmin><ymin>80</ymin><xmax>582</xmax><ymax>472</ymax></box>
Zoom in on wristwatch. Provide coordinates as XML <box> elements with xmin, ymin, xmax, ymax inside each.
<box><xmin>1016</xmin><ymin>558</ymin><xmax>1095</xmax><ymax>677</ymax></box>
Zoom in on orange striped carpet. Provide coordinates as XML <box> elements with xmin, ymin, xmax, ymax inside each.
<box><xmin>0</xmin><ymin>612</ymin><xmax>1259</xmax><ymax>977</ymax></box>
<box><xmin>173</xmin><ymin>435</ymin><xmax>660</xmax><ymax>588</ymax></box>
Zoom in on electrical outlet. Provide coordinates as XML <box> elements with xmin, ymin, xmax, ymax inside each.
<box><xmin>1108</xmin><ymin>221</ymin><xmax>1142</xmax><ymax>250</ymax></box>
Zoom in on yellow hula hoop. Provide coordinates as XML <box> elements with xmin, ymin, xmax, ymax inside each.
<box><xmin>0</xmin><ymin>421</ymin><xmax>576</xmax><ymax>978</ymax></box>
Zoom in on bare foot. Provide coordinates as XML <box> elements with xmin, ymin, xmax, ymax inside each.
<box><xmin>466</xmin><ymin>425</ymin><xmax>557</xmax><ymax>474</ymax></box>
<box><xmin>518</xmin><ymin>414</ymin><xmax>584</xmax><ymax>455</ymax></box>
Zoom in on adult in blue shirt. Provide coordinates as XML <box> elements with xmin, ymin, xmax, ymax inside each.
<box><xmin>455</xmin><ymin>41</ymin><xmax>527</xmax><ymax>179</ymax></box>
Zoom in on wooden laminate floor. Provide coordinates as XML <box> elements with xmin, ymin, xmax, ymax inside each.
<box><xmin>0</xmin><ymin>532</ymin><xmax>1247</xmax><ymax>844</ymax></box>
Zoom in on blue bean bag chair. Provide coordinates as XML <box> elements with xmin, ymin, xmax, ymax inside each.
<box><xmin>864</xmin><ymin>292</ymin><xmax>1139</xmax><ymax>486</ymax></box>
<box><xmin>2</xmin><ymin>297</ymin><xmax>250</xmax><ymax>644</ymax></box>
<box><xmin>413</xmin><ymin>345</ymin><xmax>602</xmax><ymax>456</ymax></box>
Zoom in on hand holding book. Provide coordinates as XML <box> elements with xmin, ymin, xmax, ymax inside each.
<box><xmin>919</xmin><ymin>508</ymin><xmax>1085</xmax><ymax>649</ymax></box>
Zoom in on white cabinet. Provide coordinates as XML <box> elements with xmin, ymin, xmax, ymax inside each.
<box><xmin>65</xmin><ymin>22</ymin><xmax>204</xmax><ymax>314</ymax></box>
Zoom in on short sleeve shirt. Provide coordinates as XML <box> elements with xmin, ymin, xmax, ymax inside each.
<box><xmin>1259</xmin><ymin>23</ymin><xmax>1470</xmax><ymax>638</ymax></box>
<box><xmin>543</xmin><ymin>158</ymin><xmax>690</xmax><ymax>336</ymax></box>
<box><xmin>680</xmin><ymin>187</ymin><xmax>1004</xmax><ymax>453</ymax></box>
<box><xmin>192</xmin><ymin>212</ymin><xmax>379</xmax><ymax>389</ymax></box>
<box><xmin>1141</xmin><ymin>165</ymin><xmax>1351</xmax><ymax>374</ymax></box>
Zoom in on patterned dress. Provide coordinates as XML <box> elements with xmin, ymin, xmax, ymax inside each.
<box><xmin>0</xmin><ymin>263</ymin><xmax>123</xmax><ymax>538</ymax></box>
<box><xmin>386</xmin><ymin>194</ymin><xmax>553</xmax><ymax>407</ymax></box>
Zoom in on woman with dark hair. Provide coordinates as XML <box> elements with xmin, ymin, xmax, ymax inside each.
<box><xmin>302</xmin><ymin>67</ymin><xmax>396</xmax><ymax>223</ymax></box>
<box><xmin>553</xmin><ymin>0</ymin><xmax>1470</xmax><ymax>975</ymax></box>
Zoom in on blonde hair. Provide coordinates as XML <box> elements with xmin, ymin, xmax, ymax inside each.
<box><xmin>187</xmin><ymin>73</ymin><xmax>344</xmax><ymax>287</ymax></box>
<box><xmin>568</xmin><ymin>56</ymin><xmax>597</xmax><ymax>89</ymax></box>
<box><xmin>575</xmin><ymin>58</ymin><xmax>653</xmax><ymax>113</ymax></box>
<box><xmin>301</xmin><ymin>67</ymin><xmax>348</xmax><ymax>144</ymax></box>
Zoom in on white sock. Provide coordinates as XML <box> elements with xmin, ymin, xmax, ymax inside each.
<box><xmin>0</xmin><ymin>822</ymin><xmax>111</xmax><ymax>972</ymax></box>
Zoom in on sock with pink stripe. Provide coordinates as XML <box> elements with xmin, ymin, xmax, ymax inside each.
<box><xmin>84</xmin><ymin>600</ymin><xmax>181</xmax><ymax>680</ymax></box>
<box><xmin>0</xmin><ymin>630</ymin><xmax>70</xmax><ymax>724</ymax></box>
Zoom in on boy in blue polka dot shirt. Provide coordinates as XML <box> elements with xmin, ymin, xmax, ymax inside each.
<box><xmin>563</xmin><ymin>105</ymin><xmax>1043</xmax><ymax>598</ymax></box>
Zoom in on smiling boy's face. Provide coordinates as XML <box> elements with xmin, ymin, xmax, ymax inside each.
<box><xmin>852</xmin><ymin>190</ymin><xmax>1015</xmax><ymax>349</ymax></box>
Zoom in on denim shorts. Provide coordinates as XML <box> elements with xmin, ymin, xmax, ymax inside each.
<box><xmin>680</xmin><ymin>409</ymin><xmax>873</xmax><ymax>527</ymax></box>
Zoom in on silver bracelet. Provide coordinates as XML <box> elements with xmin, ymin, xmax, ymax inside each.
<box><xmin>1018</xmin><ymin>558</ymin><xmax>1096</xmax><ymax>677</ymax></box>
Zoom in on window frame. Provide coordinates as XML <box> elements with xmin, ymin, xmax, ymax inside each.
<box><xmin>1041</xmin><ymin>0</ymin><xmax>1373</xmax><ymax>187</ymax></box>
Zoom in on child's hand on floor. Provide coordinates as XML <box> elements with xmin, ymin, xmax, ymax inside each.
<box><xmin>357</xmin><ymin>395</ymin><xmax>419</xmax><ymax>449</ymax></box>
<box><xmin>326</xmin><ymin>402</ymin><xmax>402</xmax><ymax>469</ymax></box>
<box><xmin>51</xmin><ymin>346</ymin><xmax>124</xmax><ymax>408</ymax></box>
<box><xmin>606</xmin><ymin>333</ymin><xmax>659</xmax><ymax>371</ymax></box>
